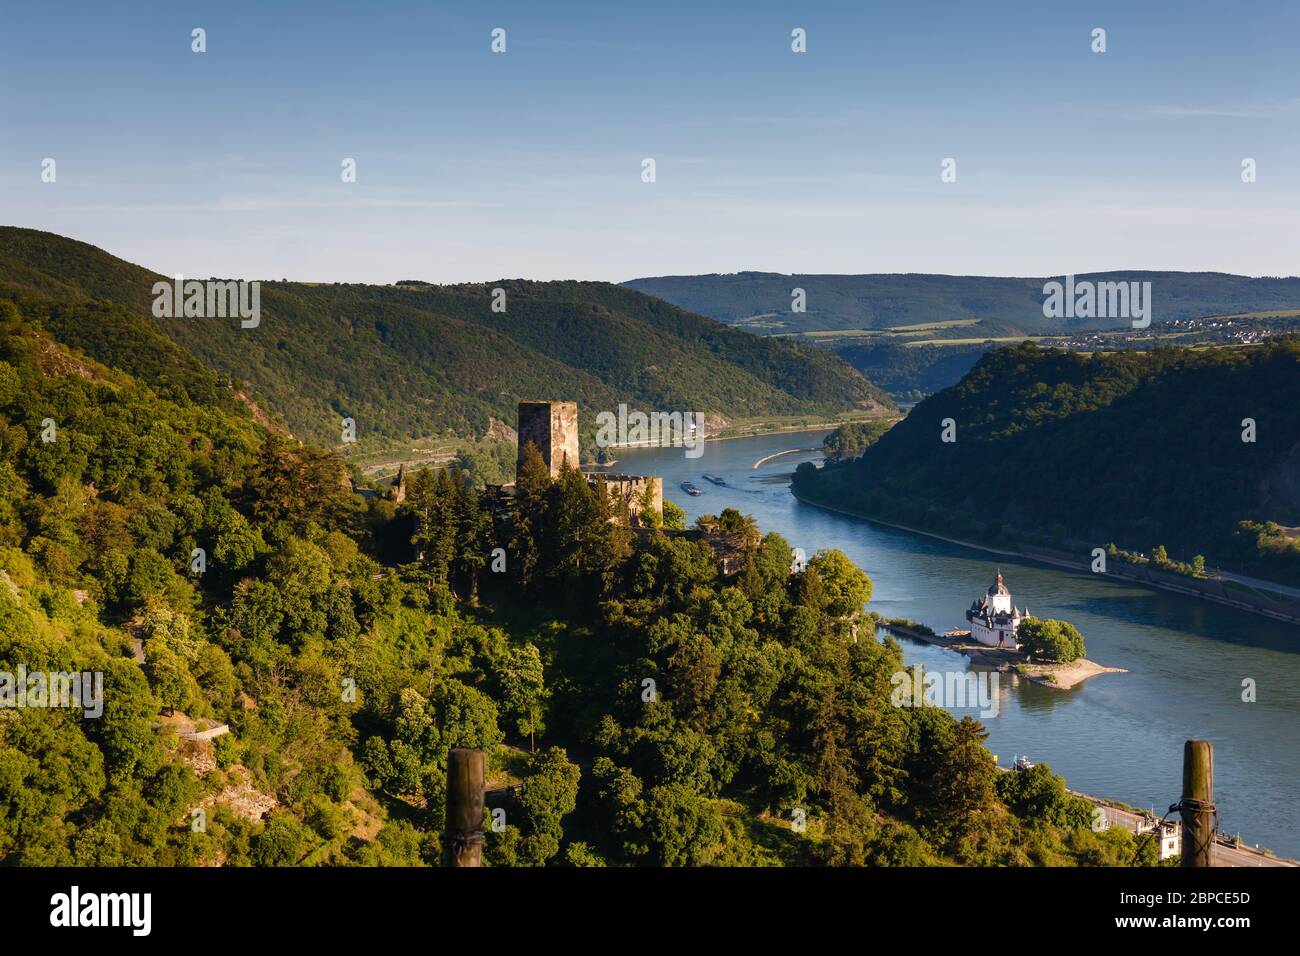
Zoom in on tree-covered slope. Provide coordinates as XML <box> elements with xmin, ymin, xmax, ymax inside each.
<box><xmin>835</xmin><ymin>341</ymin><xmax>992</xmax><ymax>405</ymax></box>
<box><xmin>0</xmin><ymin>228</ymin><xmax>892</xmax><ymax>449</ymax></box>
<box><xmin>2</xmin><ymin>288</ymin><xmax>250</xmax><ymax>419</ymax></box>
<box><xmin>0</xmin><ymin>297</ymin><xmax>1150</xmax><ymax>867</ymax></box>
<box><xmin>794</xmin><ymin>340</ymin><xmax>1300</xmax><ymax>583</ymax></box>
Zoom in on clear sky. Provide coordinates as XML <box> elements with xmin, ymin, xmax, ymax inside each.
<box><xmin>1</xmin><ymin>0</ymin><xmax>1297</xmax><ymax>282</ymax></box>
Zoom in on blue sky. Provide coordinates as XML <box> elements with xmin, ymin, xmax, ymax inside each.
<box><xmin>1</xmin><ymin>0</ymin><xmax>1297</xmax><ymax>282</ymax></box>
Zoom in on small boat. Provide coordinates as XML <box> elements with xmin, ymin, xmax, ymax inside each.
<box><xmin>680</xmin><ymin>481</ymin><xmax>703</xmax><ymax>496</ymax></box>
<box><xmin>702</xmin><ymin>474</ymin><xmax>727</xmax><ymax>486</ymax></box>
<box><xmin>1012</xmin><ymin>755</ymin><xmax>1035</xmax><ymax>772</ymax></box>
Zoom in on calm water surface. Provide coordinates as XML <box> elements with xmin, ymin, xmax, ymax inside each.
<box><xmin>617</xmin><ymin>430</ymin><xmax>1300</xmax><ymax>858</ymax></box>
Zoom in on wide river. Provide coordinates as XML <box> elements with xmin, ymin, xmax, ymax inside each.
<box><xmin>617</xmin><ymin>429</ymin><xmax>1300</xmax><ymax>858</ymax></box>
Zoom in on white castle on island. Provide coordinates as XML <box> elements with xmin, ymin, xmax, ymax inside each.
<box><xmin>965</xmin><ymin>570</ymin><xmax>1029</xmax><ymax>648</ymax></box>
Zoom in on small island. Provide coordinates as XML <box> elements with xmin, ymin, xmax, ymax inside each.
<box><xmin>881</xmin><ymin>571</ymin><xmax>1127</xmax><ymax>690</ymax></box>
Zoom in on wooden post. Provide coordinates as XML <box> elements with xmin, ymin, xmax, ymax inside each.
<box><xmin>445</xmin><ymin>747</ymin><xmax>485</xmax><ymax>867</ymax></box>
<box><xmin>1180</xmin><ymin>739</ymin><xmax>1215</xmax><ymax>868</ymax></box>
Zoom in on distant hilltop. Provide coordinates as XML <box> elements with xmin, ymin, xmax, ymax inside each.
<box><xmin>624</xmin><ymin>270</ymin><xmax>1300</xmax><ymax>337</ymax></box>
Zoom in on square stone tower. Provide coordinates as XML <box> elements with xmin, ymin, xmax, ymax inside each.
<box><xmin>517</xmin><ymin>400</ymin><xmax>579</xmax><ymax>480</ymax></box>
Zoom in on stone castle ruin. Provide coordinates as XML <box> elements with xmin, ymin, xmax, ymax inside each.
<box><xmin>515</xmin><ymin>400</ymin><xmax>663</xmax><ymax>522</ymax></box>
<box><xmin>517</xmin><ymin>401</ymin><xmax>580</xmax><ymax>479</ymax></box>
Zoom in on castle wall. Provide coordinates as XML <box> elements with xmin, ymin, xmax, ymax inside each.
<box><xmin>599</xmin><ymin>474</ymin><xmax>663</xmax><ymax>518</ymax></box>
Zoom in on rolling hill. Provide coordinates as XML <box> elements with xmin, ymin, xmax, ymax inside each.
<box><xmin>793</xmin><ymin>339</ymin><xmax>1300</xmax><ymax>585</ymax></box>
<box><xmin>0</xmin><ymin>228</ymin><xmax>892</xmax><ymax>452</ymax></box>
<box><xmin>624</xmin><ymin>271</ymin><xmax>1300</xmax><ymax>337</ymax></box>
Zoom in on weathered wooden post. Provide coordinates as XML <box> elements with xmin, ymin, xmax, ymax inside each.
<box><xmin>1180</xmin><ymin>739</ymin><xmax>1215</xmax><ymax>867</ymax></box>
<box><xmin>445</xmin><ymin>747</ymin><xmax>485</xmax><ymax>867</ymax></box>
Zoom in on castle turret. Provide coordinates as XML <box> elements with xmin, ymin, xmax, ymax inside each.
<box><xmin>390</xmin><ymin>463</ymin><xmax>407</xmax><ymax>504</ymax></box>
<box><xmin>966</xmin><ymin>569</ymin><xmax>1024</xmax><ymax>648</ymax></box>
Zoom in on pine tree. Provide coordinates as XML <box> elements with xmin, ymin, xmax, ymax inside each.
<box><xmin>928</xmin><ymin>716</ymin><xmax>997</xmax><ymax>845</ymax></box>
<box><xmin>408</xmin><ymin>466</ymin><xmax>458</xmax><ymax>587</ymax></box>
<box><xmin>635</xmin><ymin>483</ymin><xmax>662</xmax><ymax>529</ymax></box>
<box><xmin>551</xmin><ymin>462</ymin><xmax>596</xmax><ymax>584</ymax></box>
<box><xmin>511</xmin><ymin>442</ymin><xmax>552</xmax><ymax>592</ymax></box>
<box><xmin>428</xmin><ymin>468</ymin><xmax>459</xmax><ymax>584</ymax></box>
<box><xmin>452</xmin><ymin>465</ymin><xmax>491</xmax><ymax>604</ymax></box>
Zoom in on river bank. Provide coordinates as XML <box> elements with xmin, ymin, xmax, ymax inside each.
<box><xmin>600</xmin><ymin>413</ymin><xmax>889</xmax><ymax>453</ymax></box>
<box><xmin>350</xmin><ymin>414</ymin><xmax>867</xmax><ymax>483</ymax></box>
<box><xmin>579</xmin><ymin>413</ymin><xmax>890</xmax><ymax>470</ymax></box>
<box><xmin>792</xmin><ymin>488</ymin><xmax>1300</xmax><ymax>629</ymax></box>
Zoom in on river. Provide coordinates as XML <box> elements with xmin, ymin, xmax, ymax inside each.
<box><xmin>615</xmin><ymin>429</ymin><xmax>1300</xmax><ymax>859</ymax></box>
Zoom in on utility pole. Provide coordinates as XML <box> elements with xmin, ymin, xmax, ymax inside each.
<box><xmin>1180</xmin><ymin>739</ymin><xmax>1215</xmax><ymax>867</ymax></box>
<box><xmin>445</xmin><ymin>747</ymin><xmax>485</xmax><ymax>867</ymax></box>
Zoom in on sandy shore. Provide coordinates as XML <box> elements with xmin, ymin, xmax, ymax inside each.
<box><xmin>1018</xmin><ymin>657</ymin><xmax>1128</xmax><ymax>689</ymax></box>
<box><xmin>957</xmin><ymin>644</ymin><xmax>1126</xmax><ymax>689</ymax></box>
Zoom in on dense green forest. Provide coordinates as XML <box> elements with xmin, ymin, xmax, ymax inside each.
<box><xmin>834</xmin><ymin>341</ymin><xmax>991</xmax><ymax>404</ymax></box>
<box><xmin>795</xmin><ymin>341</ymin><xmax>1300</xmax><ymax>586</ymax></box>
<box><xmin>821</xmin><ymin>419</ymin><xmax>896</xmax><ymax>460</ymax></box>
<box><xmin>0</xmin><ymin>297</ymin><xmax>1155</xmax><ymax>867</ymax></box>
<box><xmin>0</xmin><ymin>228</ymin><xmax>891</xmax><ymax>452</ymax></box>
<box><xmin>625</xmin><ymin>270</ymin><xmax>1300</xmax><ymax>335</ymax></box>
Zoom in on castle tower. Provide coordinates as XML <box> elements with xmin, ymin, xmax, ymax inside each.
<box><xmin>517</xmin><ymin>400</ymin><xmax>579</xmax><ymax>480</ymax></box>
<box><xmin>390</xmin><ymin>464</ymin><xmax>407</xmax><ymax>504</ymax></box>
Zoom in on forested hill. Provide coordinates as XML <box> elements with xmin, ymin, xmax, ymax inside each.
<box><xmin>0</xmin><ymin>228</ymin><xmax>892</xmax><ymax>448</ymax></box>
<box><xmin>794</xmin><ymin>340</ymin><xmax>1300</xmax><ymax>585</ymax></box>
<box><xmin>625</xmin><ymin>271</ymin><xmax>1300</xmax><ymax>336</ymax></box>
